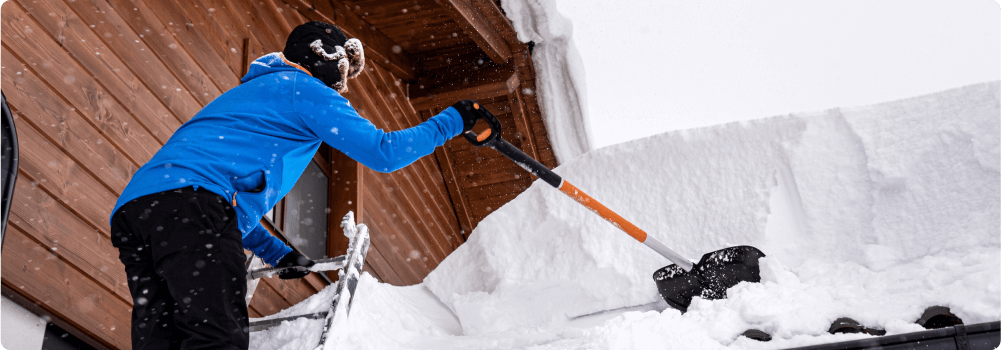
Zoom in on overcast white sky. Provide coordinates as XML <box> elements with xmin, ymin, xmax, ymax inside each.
<box><xmin>553</xmin><ymin>0</ymin><xmax>1001</xmax><ymax>148</ymax></box>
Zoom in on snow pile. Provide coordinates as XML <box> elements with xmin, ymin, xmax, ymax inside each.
<box><xmin>252</xmin><ymin>82</ymin><xmax>999</xmax><ymax>349</ymax></box>
<box><xmin>502</xmin><ymin>0</ymin><xmax>594</xmax><ymax>163</ymax></box>
<box><xmin>423</xmin><ymin>81</ymin><xmax>1000</xmax><ymax>338</ymax></box>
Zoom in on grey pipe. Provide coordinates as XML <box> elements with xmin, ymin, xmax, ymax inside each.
<box><xmin>0</xmin><ymin>89</ymin><xmax>20</xmax><ymax>284</ymax></box>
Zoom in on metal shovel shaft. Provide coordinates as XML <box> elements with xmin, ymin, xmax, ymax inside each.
<box><xmin>475</xmin><ymin>130</ymin><xmax>696</xmax><ymax>271</ymax></box>
<box><xmin>558</xmin><ymin>179</ymin><xmax>694</xmax><ymax>271</ymax></box>
<box><xmin>643</xmin><ymin>237</ymin><xmax>694</xmax><ymax>271</ymax></box>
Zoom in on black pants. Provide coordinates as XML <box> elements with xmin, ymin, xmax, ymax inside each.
<box><xmin>111</xmin><ymin>187</ymin><xmax>249</xmax><ymax>349</ymax></box>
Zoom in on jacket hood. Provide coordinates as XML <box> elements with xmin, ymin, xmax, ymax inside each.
<box><xmin>241</xmin><ymin>53</ymin><xmax>312</xmax><ymax>83</ymax></box>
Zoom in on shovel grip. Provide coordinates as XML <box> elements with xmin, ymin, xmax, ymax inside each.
<box><xmin>462</xmin><ymin>102</ymin><xmax>503</xmax><ymax>147</ymax></box>
<box><xmin>490</xmin><ymin>138</ymin><xmax>563</xmax><ymax>188</ymax></box>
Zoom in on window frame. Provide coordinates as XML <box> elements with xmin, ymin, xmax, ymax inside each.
<box><xmin>267</xmin><ymin>146</ymin><xmax>335</xmax><ymax>260</ymax></box>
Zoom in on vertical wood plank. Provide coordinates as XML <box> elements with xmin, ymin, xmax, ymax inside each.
<box><xmin>508</xmin><ymin>76</ymin><xmax>540</xmax><ymax>161</ymax></box>
<box><xmin>432</xmin><ymin>136</ymin><xmax>476</xmax><ymax>238</ymax></box>
<box><xmin>243</xmin><ymin>37</ymin><xmax>267</xmax><ymax>76</ymax></box>
<box><xmin>327</xmin><ymin>148</ymin><xmax>357</xmax><ymax>280</ymax></box>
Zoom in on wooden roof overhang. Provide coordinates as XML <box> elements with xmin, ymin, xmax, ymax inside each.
<box><xmin>289</xmin><ymin>0</ymin><xmax>559</xmax><ymax>234</ymax></box>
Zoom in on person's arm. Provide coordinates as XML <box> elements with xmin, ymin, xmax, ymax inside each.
<box><xmin>242</xmin><ymin>223</ymin><xmax>292</xmax><ymax>266</ymax></box>
<box><xmin>293</xmin><ymin>81</ymin><xmax>463</xmax><ymax>173</ymax></box>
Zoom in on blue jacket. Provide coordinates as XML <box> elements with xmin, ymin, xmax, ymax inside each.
<box><xmin>112</xmin><ymin>53</ymin><xmax>463</xmax><ymax>265</ymax></box>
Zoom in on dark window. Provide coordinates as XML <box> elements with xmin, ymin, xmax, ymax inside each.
<box><xmin>42</xmin><ymin>323</ymin><xmax>93</xmax><ymax>350</ymax></box>
<box><xmin>282</xmin><ymin>161</ymin><xmax>329</xmax><ymax>259</ymax></box>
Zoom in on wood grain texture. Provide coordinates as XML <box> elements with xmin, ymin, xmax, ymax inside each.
<box><xmin>19</xmin><ymin>0</ymin><xmax>188</xmax><ymax>136</ymax></box>
<box><xmin>327</xmin><ymin>148</ymin><xmax>359</xmax><ymax>280</ymax></box>
<box><xmin>1</xmin><ymin>285</ymin><xmax>109</xmax><ymax>349</ymax></box>
<box><xmin>282</xmin><ymin>0</ymin><xmax>417</xmax><ymax>80</ymax></box>
<box><xmin>508</xmin><ymin>78</ymin><xmax>540</xmax><ymax>160</ymax></box>
<box><xmin>364</xmin><ymin>168</ymin><xmax>444</xmax><ymax>269</ymax></box>
<box><xmin>433</xmin><ymin>139</ymin><xmax>476</xmax><ymax>238</ymax></box>
<box><xmin>1</xmin><ymin>6</ymin><xmax>163</xmax><ymax>161</ymax></box>
<box><xmin>100</xmin><ymin>0</ymin><xmax>225</xmax><ymax>105</ymax></box>
<box><xmin>258</xmin><ymin>275</ymin><xmax>318</xmax><ymax>308</ymax></box>
<box><xmin>36</xmin><ymin>0</ymin><xmax>204</xmax><ymax>122</ymax></box>
<box><xmin>225</xmin><ymin>0</ymin><xmax>284</xmax><ymax>51</ymax></box>
<box><xmin>7</xmin><ymin>172</ymin><xmax>132</xmax><ymax>302</ymax></box>
<box><xmin>371</xmin><ymin>64</ymin><xmax>464</xmax><ymax>249</ymax></box>
<box><xmin>353</xmin><ymin>70</ymin><xmax>450</xmax><ymax>262</ymax></box>
<box><xmin>246</xmin><ymin>280</ymin><xmax>287</xmax><ymax>317</ymax></box>
<box><xmin>1</xmin><ymin>227</ymin><xmax>131</xmax><ymax>349</ymax></box>
<box><xmin>6</xmin><ymin>110</ymin><xmax>118</xmax><ymax>234</ymax></box>
<box><xmin>1</xmin><ymin>59</ymin><xmax>136</xmax><ymax>194</ymax></box>
<box><xmin>138</xmin><ymin>0</ymin><xmax>240</xmax><ymax>91</ymax></box>
<box><xmin>243</xmin><ymin>37</ymin><xmax>267</xmax><ymax>76</ymax></box>
<box><xmin>343</xmin><ymin>0</ymin><xmax>471</xmax><ymax>54</ymax></box>
<box><xmin>361</xmin><ymin>190</ymin><xmax>427</xmax><ymax>283</ymax></box>
<box><xmin>166</xmin><ymin>0</ymin><xmax>246</xmax><ymax>78</ymax></box>
<box><xmin>433</xmin><ymin>0</ymin><xmax>510</xmax><ymax>64</ymax></box>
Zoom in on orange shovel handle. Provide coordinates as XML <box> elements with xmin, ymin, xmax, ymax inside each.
<box><xmin>558</xmin><ymin>181</ymin><xmax>648</xmax><ymax>243</ymax></box>
<box><xmin>464</xmin><ymin>107</ymin><xmax>694</xmax><ymax>269</ymax></box>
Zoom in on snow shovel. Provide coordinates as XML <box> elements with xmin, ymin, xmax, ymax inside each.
<box><xmin>461</xmin><ymin>103</ymin><xmax>765</xmax><ymax>312</ymax></box>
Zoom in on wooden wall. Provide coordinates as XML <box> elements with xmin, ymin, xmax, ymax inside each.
<box><xmin>1</xmin><ymin>0</ymin><xmax>327</xmax><ymax>347</ymax></box>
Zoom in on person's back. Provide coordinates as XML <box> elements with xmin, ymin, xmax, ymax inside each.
<box><xmin>109</xmin><ymin>21</ymin><xmax>493</xmax><ymax>349</ymax></box>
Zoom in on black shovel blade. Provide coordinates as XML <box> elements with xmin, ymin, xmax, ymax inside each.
<box><xmin>652</xmin><ymin>246</ymin><xmax>766</xmax><ymax>313</ymax></box>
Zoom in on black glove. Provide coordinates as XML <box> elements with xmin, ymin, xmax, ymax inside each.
<box><xmin>452</xmin><ymin>99</ymin><xmax>490</xmax><ymax>133</ymax></box>
<box><xmin>275</xmin><ymin>249</ymin><xmax>315</xmax><ymax>280</ymax></box>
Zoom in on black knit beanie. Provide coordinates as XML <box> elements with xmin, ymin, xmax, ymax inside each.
<box><xmin>283</xmin><ymin>21</ymin><xmax>364</xmax><ymax>92</ymax></box>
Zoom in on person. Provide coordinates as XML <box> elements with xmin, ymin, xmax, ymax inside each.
<box><xmin>109</xmin><ymin>21</ymin><xmax>491</xmax><ymax>349</ymax></box>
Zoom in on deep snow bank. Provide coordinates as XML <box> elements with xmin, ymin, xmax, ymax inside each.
<box><xmin>251</xmin><ymin>82</ymin><xmax>999</xmax><ymax>349</ymax></box>
<box><xmin>424</xmin><ymin>81</ymin><xmax>1000</xmax><ymax>337</ymax></box>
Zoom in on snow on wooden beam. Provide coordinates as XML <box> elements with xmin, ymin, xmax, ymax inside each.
<box><xmin>434</xmin><ymin>0</ymin><xmax>512</xmax><ymax>65</ymax></box>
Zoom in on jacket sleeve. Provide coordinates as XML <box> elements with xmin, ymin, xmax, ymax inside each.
<box><xmin>242</xmin><ymin>223</ymin><xmax>292</xmax><ymax>266</ymax></box>
<box><xmin>293</xmin><ymin>80</ymin><xmax>464</xmax><ymax>173</ymax></box>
